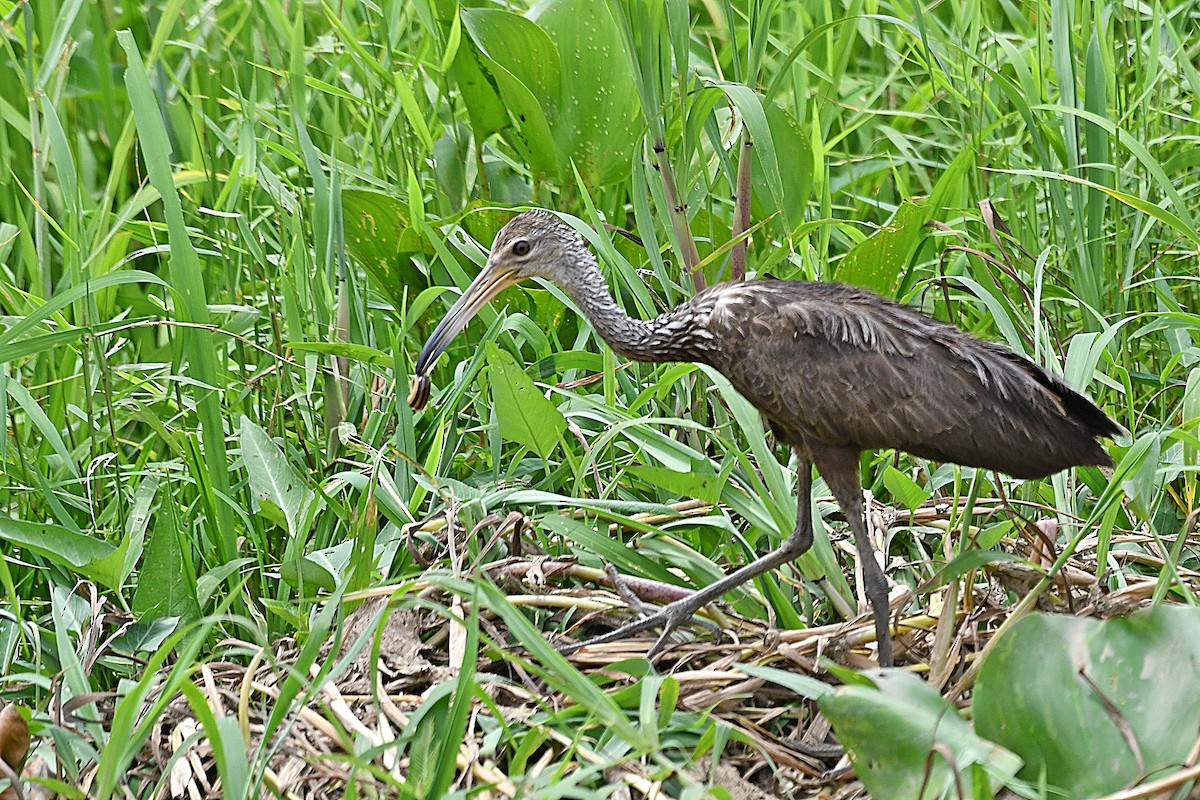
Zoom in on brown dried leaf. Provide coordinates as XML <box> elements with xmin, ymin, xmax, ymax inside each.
<box><xmin>0</xmin><ymin>703</ymin><xmax>30</xmax><ymax>800</ymax></box>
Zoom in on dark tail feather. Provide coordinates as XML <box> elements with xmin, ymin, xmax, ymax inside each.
<box><xmin>1057</xmin><ymin>381</ymin><xmax>1122</xmax><ymax>440</ymax></box>
<box><xmin>1001</xmin><ymin>350</ymin><xmax>1122</xmax><ymax>466</ymax></box>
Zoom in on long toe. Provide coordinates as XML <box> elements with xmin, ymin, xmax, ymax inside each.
<box><xmin>558</xmin><ymin>606</ymin><xmax>673</xmax><ymax>654</ymax></box>
<box><xmin>644</xmin><ymin>610</ymin><xmax>686</xmax><ymax>660</ymax></box>
<box><xmin>559</xmin><ymin>593</ymin><xmax>715</xmax><ymax>657</ymax></box>
<box><xmin>606</xmin><ymin>563</ymin><xmax>656</xmax><ymax>618</ymax></box>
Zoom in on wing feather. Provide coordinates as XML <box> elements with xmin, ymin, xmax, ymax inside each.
<box><xmin>695</xmin><ymin>280</ymin><xmax>1111</xmax><ymax>478</ymax></box>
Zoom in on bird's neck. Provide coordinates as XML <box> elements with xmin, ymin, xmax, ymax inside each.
<box><xmin>564</xmin><ymin>259</ymin><xmax>703</xmax><ymax>364</ymax></box>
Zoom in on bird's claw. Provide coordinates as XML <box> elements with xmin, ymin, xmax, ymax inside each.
<box><xmin>557</xmin><ymin>593</ymin><xmax>717</xmax><ymax>661</ymax></box>
<box><xmin>605</xmin><ymin>562</ymin><xmax>656</xmax><ymax>618</ymax></box>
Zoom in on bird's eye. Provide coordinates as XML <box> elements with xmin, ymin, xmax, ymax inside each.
<box><xmin>512</xmin><ymin>239</ymin><xmax>532</xmax><ymax>257</ymax></box>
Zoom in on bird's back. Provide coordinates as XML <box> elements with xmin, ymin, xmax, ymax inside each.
<box><xmin>682</xmin><ymin>280</ymin><xmax>1118</xmax><ymax>479</ymax></box>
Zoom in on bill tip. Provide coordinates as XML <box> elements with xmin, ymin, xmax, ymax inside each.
<box><xmin>407</xmin><ymin>375</ymin><xmax>431</xmax><ymax>410</ymax></box>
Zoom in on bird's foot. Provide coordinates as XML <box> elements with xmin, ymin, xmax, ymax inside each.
<box><xmin>604</xmin><ymin>562</ymin><xmax>656</xmax><ymax>618</ymax></box>
<box><xmin>557</xmin><ymin>589</ymin><xmax>720</xmax><ymax>660</ymax></box>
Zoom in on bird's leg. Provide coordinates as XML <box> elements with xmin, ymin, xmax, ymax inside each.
<box><xmin>603</xmin><ymin>561</ymin><xmax>723</xmax><ymax>647</ymax></box>
<box><xmin>559</xmin><ymin>458</ymin><xmax>815</xmax><ymax>659</ymax></box>
<box><xmin>812</xmin><ymin>446</ymin><xmax>894</xmax><ymax>667</ymax></box>
<box><xmin>604</xmin><ymin>562</ymin><xmax>655</xmax><ymax>617</ymax></box>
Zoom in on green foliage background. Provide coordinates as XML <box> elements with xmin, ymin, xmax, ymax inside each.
<box><xmin>0</xmin><ymin>0</ymin><xmax>1198</xmax><ymax>796</ymax></box>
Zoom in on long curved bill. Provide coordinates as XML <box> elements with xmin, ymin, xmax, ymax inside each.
<box><xmin>408</xmin><ymin>263</ymin><xmax>521</xmax><ymax>409</ymax></box>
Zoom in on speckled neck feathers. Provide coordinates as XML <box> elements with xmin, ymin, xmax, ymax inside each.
<box><xmin>553</xmin><ymin>236</ymin><xmax>714</xmax><ymax>363</ymax></box>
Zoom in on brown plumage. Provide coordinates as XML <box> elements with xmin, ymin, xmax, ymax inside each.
<box><xmin>412</xmin><ymin>210</ymin><xmax>1120</xmax><ymax>666</ymax></box>
<box><xmin>695</xmin><ymin>280</ymin><xmax>1115</xmax><ymax>479</ymax></box>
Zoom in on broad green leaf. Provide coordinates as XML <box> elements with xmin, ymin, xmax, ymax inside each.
<box><xmin>341</xmin><ymin>188</ymin><xmax>430</xmax><ymax>258</ymax></box>
<box><xmin>450</xmin><ymin>35</ymin><xmax>509</xmax><ymax>137</ymax></box>
<box><xmin>279</xmin><ymin>555</ymin><xmax>337</xmax><ymax>593</ymax></box>
<box><xmin>461</xmin><ymin>9</ymin><xmax>560</xmax><ymax>111</ymax></box>
<box><xmin>0</xmin><ymin>518</ymin><xmax>134</xmax><ymax>592</ymax></box>
<box><xmin>485</xmin><ymin>343</ymin><xmax>567</xmax><ymax>460</ymax></box>
<box><xmin>835</xmin><ymin>198</ymin><xmax>930</xmax><ymax>293</ymax></box>
<box><xmin>751</xmin><ymin>103</ymin><xmax>812</xmax><ymax>232</ymax></box>
<box><xmin>532</xmin><ymin>0</ymin><xmax>641</xmax><ymax>187</ymax></box>
<box><xmin>880</xmin><ymin>466</ymin><xmax>929</xmax><ymax>512</ymax></box>
<box><xmin>1119</xmin><ymin>429</ymin><xmax>1162</xmax><ymax>521</ymax></box>
<box><xmin>821</xmin><ymin>670</ymin><xmax>1022</xmax><ymax>799</ymax></box>
<box><xmin>454</xmin><ymin>14</ymin><xmax>560</xmax><ymax>176</ymax></box>
<box><xmin>87</xmin><ymin>534</ymin><xmax>136</xmax><ymax>595</ymax></box>
<box><xmin>342</xmin><ymin>188</ymin><xmax>429</xmax><ymax>311</ymax></box>
<box><xmin>0</xmin><ymin>517</ymin><xmax>113</xmax><ymax>566</ymax></box>
<box><xmin>110</xmin><ymin>617</ymin><xmax>180</xmax><ymax>656</ymax></box>
<box><xmin>458</xmin><ymin>200</ymin><xmax>519</xmax><ymax>251</ymax></box>
<box><xmin>975</xmin><ymin>607</ymin><xmax>1200</xmax><ymax>798</ymax></box>
<box><xmin>926</xmin><ymin>136</ymin><xmax>973</xmax><ymax>219</ymax></box>
<box><xmin>239</xmin><ymin>416</ymin><xmax>315</xmax><ymax>541</ymax></box>
<box><xmin>628</xmin><ymin>464</ymin><xmax>723</xmax><ymax>505</ymax></box>
<box><xmin>132</xmin><ymin>508</ymin><xmax>202</xmax><ymax>624</ymax></box>
<box><xmin>837</xmin><ymin>141</ymin><xmax>970</xmax><ymax>292</ymax></box>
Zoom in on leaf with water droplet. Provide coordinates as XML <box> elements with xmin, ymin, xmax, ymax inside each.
<box><xmin>455</xmin><ymin>8</ymin><xmax>561</xmax><ymax>176</ymax></box>
<box><xmin>531</xmin><ymin>0</ymin><xmax>641</xmax><ymax>188</ymax></box>
<box><xmin>342</xmin><ymin>188</ymin><xmax>430</xmax><ymax>312</ymax></box>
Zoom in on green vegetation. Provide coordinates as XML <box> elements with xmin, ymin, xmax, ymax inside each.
<box><xmin>0</xmin><ymin>0</ymin><xmax>1197</xmax><ymax>797</ymax></box>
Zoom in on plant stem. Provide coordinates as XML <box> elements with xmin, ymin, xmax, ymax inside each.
<box><xmin>653</xmin><ymin>139</ymin><xmax>705</xmax><ymax>292</ymax></box>
<box><xmin>731</xmin><ymin>132</ymin><xmax>753</xmax><ymax>281</ymax></box>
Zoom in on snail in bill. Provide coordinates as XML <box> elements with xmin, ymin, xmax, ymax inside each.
<box><xmin>407</xmin><ymin>375</ymin><xmax>431</xmax><ymax>410</ymax></box>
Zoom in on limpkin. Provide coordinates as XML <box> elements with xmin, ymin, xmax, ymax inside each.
<box><xmin>410</xmin><ymin>210</ymin><xmax>1119</xmax><ymax>666</ymax></box>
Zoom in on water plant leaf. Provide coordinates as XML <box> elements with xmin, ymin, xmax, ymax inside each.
<box><xmin>461</xmin><ymin>8</ymin><xmax>560</xmax><ymax>112</ymax></box>
<box><xmin>342</xmin><ymin>188</ymin><xmax>430</xmax><ymax>310</ymax></box>
<box><xmin>532</xmin><ymin>0</ymin><xmax>641</xmax><ymax>187</ymax></box>
<box><xmin>821</xmin><ymin>670</ymin><xmax>1022</xmax><ymax>799</ymax></box>
<box><xmin>975</xmin><ymin>607</ymin><xmax>1200</xmax><ymax>798</ymax></box>
<box><xmin>836</xmin><ymin>198</ymin><xmax>930</xmax><ymax>294</ymax></box>
<box><xmin>485</xmin><ymin>344</ymin><xmax>567</xmax><ymax>460</ymax></box>
<box><xmin>454</xmin><ymin>9</ymin><xmax>560</xmax><ymax>177</ymax></box>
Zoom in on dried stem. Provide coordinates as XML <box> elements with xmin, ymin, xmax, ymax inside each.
<box><xmin>731</xmin><ymin>132</ymin><xmax>753</xmax><ymax>280</ymax></box>
<box><xmin>653</xmin><ymin>140</ymin><xmax>705</xmax><ymax>292</ymax></box>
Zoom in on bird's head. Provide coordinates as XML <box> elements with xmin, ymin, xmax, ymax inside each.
<box><xmin>410</xmin><ymin>211</ymin><xmax>586</xmax><ymax>404</ymax></box>
<box><xmin>479</xmin><ymin>209</ymin><xmax>588</xmax><ymax>287</ymax></box>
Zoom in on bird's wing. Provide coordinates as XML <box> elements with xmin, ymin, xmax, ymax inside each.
<box><xmin>697</xmin><ymin>280</ymin><xmax>1108</xmax><ymax>477</ymax></box>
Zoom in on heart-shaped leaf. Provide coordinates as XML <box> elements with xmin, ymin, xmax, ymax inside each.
<box><xmin>974</xmin><ymin>607</ymin><xmax>1200</xmax><ymax>798</ymax></box>
<box><xmin>485</xmin><ymin>343</ymin><xmax>567</xmax><ymax>460</ymax></box>
<box><xmin>531</xmin><ymin>0</ymin><xmax>641</xmax><ymax>187</ymax></box>
<box><xmin>820</xmin><ymin>669</ymin><xmax>1022</xmax><ymax>800</ymax></box>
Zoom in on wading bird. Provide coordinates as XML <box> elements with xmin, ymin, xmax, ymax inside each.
<box><xmin>410</xmin><ymin>210</ymin><xmax>1119</xmax><ymax>666</ymax></box>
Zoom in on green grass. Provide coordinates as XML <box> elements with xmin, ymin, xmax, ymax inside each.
<box><xmin>0</xmin><ymin>0</ymin><xmax>1197</xmax><ymax>797</ymax></box>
